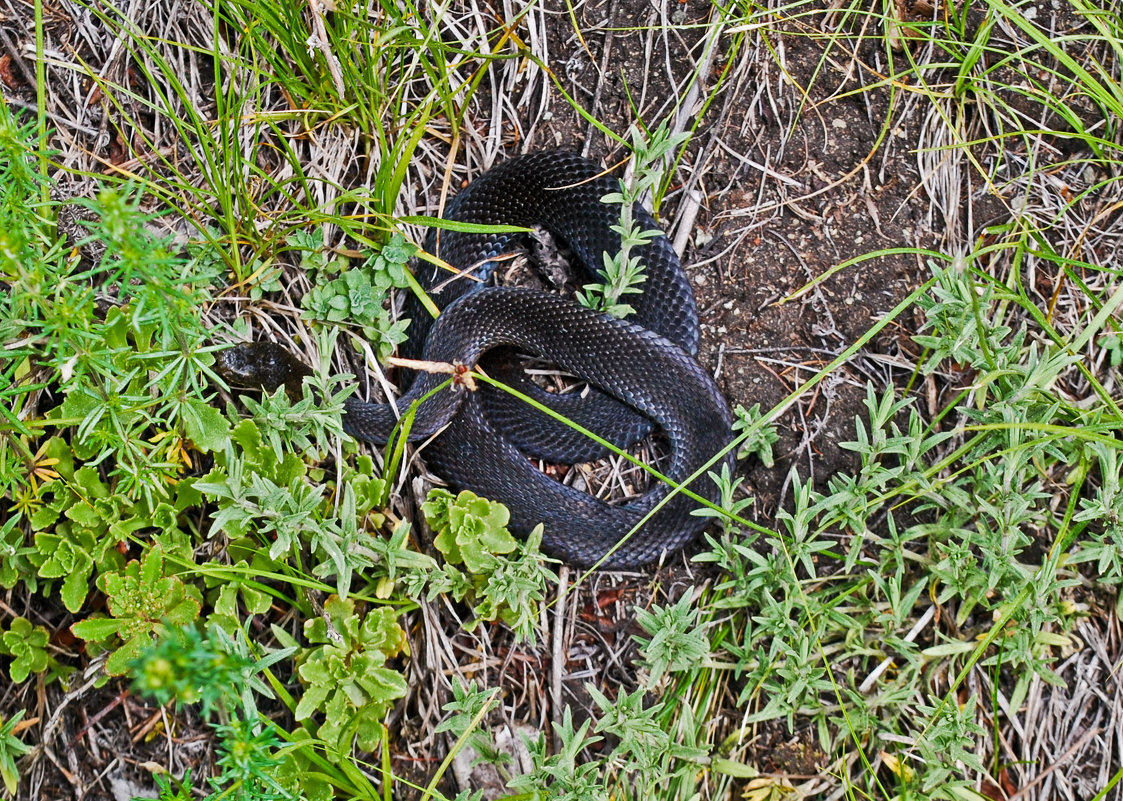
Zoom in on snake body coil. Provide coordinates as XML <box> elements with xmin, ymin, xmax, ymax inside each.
<box><xmin>343</xmin><ymin>151</ymin><xmax>734</xmax><ymax>567</ymax></box>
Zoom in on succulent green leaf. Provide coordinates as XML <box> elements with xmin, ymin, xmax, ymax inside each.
<box><xmin>106</xmin><ymin>632</ymin><xmax>150</xmax><ymax>677</ymax></box>
<box><xmin>423</xmin><ymin>489</ymin><xmax>516</xmax><ymax>572</ymax></box>
<box><xmin>60</xmin><ymin>567</ymin><xmax>93</xmax><ymax>613</ymax></box>
<box><xmin>182</xmin><ymin>397</ymin><xmax>230</xmax><ymax>452</ymax></box>
<box><xmin>70</xmin><ymin>617</ymin><xmax>123</xmax><ymax>642</ymax></box>
<box><xmin>294</xmin><ymin>596</ymin><xmax>406</xmax><ymax>749</ymax></box>
<box><xmin>2</xmin><ymin>618</ymin><xmax>49</xmax><ymax>683</ymax></box>
<box><xmin>295</xmin><ymin>684</ymin><xmax>330</xmax><ymax>721</ymax></box>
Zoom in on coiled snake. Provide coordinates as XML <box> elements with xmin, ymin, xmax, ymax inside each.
<box><xmin>222</xmin><ymin>151</ymin><xmax>734</xmax><ymax>567</ymax></box>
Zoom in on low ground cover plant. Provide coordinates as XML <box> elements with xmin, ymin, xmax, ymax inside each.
<box><xmin>1</xmin><ymin>0</ymin><xmax>1121</xmax><ymax>797</ymax></box>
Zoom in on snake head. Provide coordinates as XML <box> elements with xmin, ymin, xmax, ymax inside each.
<box><xmin>215</xmin><ymin>341</ymin><xmax>313</xmax><ymax>397</ymax></box>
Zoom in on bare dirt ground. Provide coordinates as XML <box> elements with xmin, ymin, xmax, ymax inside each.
<box><xmin>2</xmin><ymin>0</ymin><xmax>1121</xmax><ymax>797</ymax></box>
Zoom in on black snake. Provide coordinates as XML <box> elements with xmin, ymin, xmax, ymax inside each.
<box><xmin>223</xmin><ymin>151</ymin><xmax>734</xmax><ymax>567</ymax></box>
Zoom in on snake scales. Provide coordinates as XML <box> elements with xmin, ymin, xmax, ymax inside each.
<box><xmin>222</xmin><ymin>151</ymin><xmax>734</xmax><ymax>567</ymax></box>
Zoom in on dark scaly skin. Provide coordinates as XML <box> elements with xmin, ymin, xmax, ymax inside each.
<box><xmin>343</xmin><ymin>151</ymin><xmax>734</xmax><ymax>567</ymax></box>
<box><xmin>342</xmin><ymin>288</ymin><xmax>733</xmax><ymax>567</ymax></box>
<box><xmin>404</xmin><ymin>151</ymin><xmax>698</xmax><ymax>463</ymax></box>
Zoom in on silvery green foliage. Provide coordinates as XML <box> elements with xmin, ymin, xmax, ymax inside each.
<box><xmin>578</xmin><ymin>123</ymin><xmax>689</xmax><ymax>319</ymax></box>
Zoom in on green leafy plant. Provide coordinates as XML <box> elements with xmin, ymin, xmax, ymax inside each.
<box><xmin>506</xmin><ymin>708</ymin><xmax>605</xmax><ymax>800</ymax></box>
<box><xmin>423</xmin><ymin>488</ymin><xmax>518</xmax><ymax>572</ymax></box>
<box><xmin>129</xmin><ymin>624</ymin><xmax>303</xmax><ymax>801</ymax></box>
<box><xmin>1071</xmin><ymin>442</ymin><xmax>1123</xmax><ymax>610</ymax></box>
<box><xmin>70</xmin><ymin>547</ymin><xmax>202</xmax><ymax>675</ymax></box>
<box><xmin>29</xmin><ymin>463</ymin><xmax>127</xmax><ymax>612</ymax></box>
<box><xmin>898</xmin><ymin>697</ymin><xmax>987</xmax><ymax>797</ymax></box>
<box><xmin>0</xmin><ymin>618</ymin><xmax>49</xmax><ymax>684</ymax></box>
<box><xmin>146</xmin><ymin>771</ymin><xmax>198</xmax><ymax>801</ymax></box>
<box><xmin>4</xmin><ymin>187</ymin><xmax>223</xmax><ymax>505</ymax></box>
<box><xmin>225</xmin><ymin>329</ymin><xmax>352</xmax><ymax>462</ymax></box>
<box><xmin>506</xmin><ymin>685</ymin><xmax>709</xmax><ymax>799</ymax></box>
<box><xmin>133</xmin><ymin>624</ymin><xmax>290</xmax><ymax>719</ymax></box>
<box><xmin>196</xmin><ymin>414</ymin><xmax>392</xmax><ymax>600</ymax></box>
<box><xmin>578</xmin><ymin>123</ymin><xmax>689</xmax><ymax>319</ymax></box>
<box><xmin>0</xmin><ymin>517</ymin><xmax>31</xmax><ymax>591</ymax></box>
<box><xmin>731</xmin><ymin>403</ymin><xmax>779</xmax><ymax>467</ymax></box>
<box><xmin>301</xmin><ymin>231</ymin><xmax>416</xmax><ymax>362</ymax></box>
<box><xmin>693</xmin><ymin>463</ymin><xmax>754</xmax><ymax>537</ymax></box>
<box><xmin>416</xmin><ymin>488</ymin><xmax>555</xmax><ymax>642</ymax></box>
<box><xmin>587</xmin><ymin>685</ymin><xmax>708</xmax><ymax>784</ymax></box>
<box><xmin>434</xmin><ymin>681</ymin><xmax>504</xmax><ymax>769</ymax></box>
<box><xmin>634</xmin><ymin>594</ymin><xmax>710</xmax><ymax>684</ymax></box>
<box><xmin>203</xmin><ymin>536</ymin><xmax>278</xmax><ymax>632</ymax></box>
<box><xmin>292</xmin><ymin>595</ymin><xmax>408</xmax><ymax>752</ymax></box>
<box><xmin>209</xmin><ymin>719</ymin><xmax>292</xmax><ymax>801</ymax></box>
